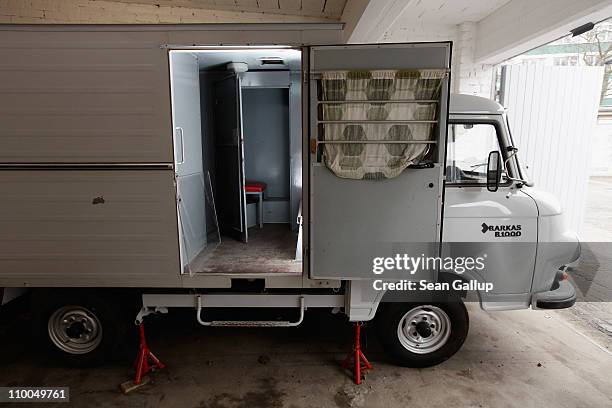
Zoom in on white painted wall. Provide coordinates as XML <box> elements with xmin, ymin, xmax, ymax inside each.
<box><xmin>453</xmin><ymin>23</ymin><xmax>495</xmax><ymax>98</ymax></box>
<box><xmin>381</xmin><ymin>21</ymin><xmax>493</xmax><ymax>98</ymax></box>
<box><xmin>501</xmin><ymin>64</ymin><xmax>605</xmax><ymax>234</ymax></box>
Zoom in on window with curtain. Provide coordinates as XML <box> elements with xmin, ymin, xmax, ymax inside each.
<box><xmin>318</xmin><ymin>69</ymin><xmax>447</xmax><ymax>180</ymax></box>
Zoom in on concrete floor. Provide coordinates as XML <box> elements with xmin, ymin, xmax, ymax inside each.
<box><xmin>0</xmin><ymin>179</ymin><xmax>611</xmax><ymax>407</ymax></box>
<box><xmin>563</xmin><ymin>177</ymin><xmax>612</xmax><ymax>354</ymax></box>
<box><xmin>0</xmin><ymin>304</ymin><xmax>611</xmax><ymax>408</ymax></box>
<box><xmin>582</xmin><ymin>177</ymin><xmax>612</xmax><ymax>240</ymax></box>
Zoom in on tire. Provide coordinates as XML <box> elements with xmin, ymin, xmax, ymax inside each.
<box><xmin>375</xmin><ymin>299</ymin><xmax>469</xmax><ymax>368</ymax></box>
<box><xmin>32</xmin><ymin>290</ymin><xmax>130</xmax><ymax>367</ymax></box>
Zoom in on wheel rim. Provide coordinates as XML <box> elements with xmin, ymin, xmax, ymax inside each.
<box><xmin>397</xmin><ymin>305</ymin><xmax>451</xmax><ymax>354</ymax></box>
<box><xmin>48</xmin><ymin>305</ymin><xmax>103</xmax><ymax>355</ymax></box>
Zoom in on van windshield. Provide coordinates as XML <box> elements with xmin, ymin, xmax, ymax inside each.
<box><xmin>446</xmin><ymin>123</ymin><xmax>508</xmax><ymax>185</ymax></box>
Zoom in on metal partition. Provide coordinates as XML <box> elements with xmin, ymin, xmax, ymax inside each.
<box><xmin>0</xmin><ymin>170</ymin><xmax>181</xmax><ymax>287</ymax></box>
<box><xmin>309</xmin><ymin>43</ymin><xmax>451</xmax><ymax>280</ymax></box>
<box><xmin>0</xmin><ymin>30</ymin><xmax>173</xmax><ymax>164</ymax></box>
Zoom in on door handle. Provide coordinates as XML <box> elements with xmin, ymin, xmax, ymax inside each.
<box><xmin>175</xmin><ymin>127</ymin><xmax>185</xmax><ymax>165</ymax></box>
<box><xmin>408</xmin><ymin>162</ymin><xmax>434</xmax><ymax>169</ymax></box>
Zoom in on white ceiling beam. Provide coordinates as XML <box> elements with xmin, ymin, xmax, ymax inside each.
<box><xmin>341</xmin><ymin>0</ymin><xmax>414</xmax><ymax>43</ymax></box>
<box><xmin>475</xmin><ymin>0</ymin><xmax>612</xmax><ymax>64</ymax></box>
<box><xmin>339</xmin><ymin>0</ymin><xmax>370</xmax><ymax>42</ymax></box>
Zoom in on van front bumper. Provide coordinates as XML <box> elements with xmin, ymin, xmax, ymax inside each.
<box><xmin>531</xmin><ymin>272</ymin><xmax>577</xmax><ymax>310</ymax></box>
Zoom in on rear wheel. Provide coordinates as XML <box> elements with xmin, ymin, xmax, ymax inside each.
<box><xmin>47</xmin><ymin>305</ymin><xmax>104</xmax><ymax>356</ymax></box>
<box><xmin>375</xmin><ymin>300</ymin><xmax>469</xmax><ymax>367</ymax></box>
<box><xmin>32</xmin><ymin>290</ymin><xmax>133</xmax><ymax>366</ymax></box>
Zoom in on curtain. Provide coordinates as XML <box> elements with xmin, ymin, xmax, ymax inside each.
<box><xmin>319</xmin><ymin>69</ymin><xmax>446</xmax><ymax>180</ymax></box>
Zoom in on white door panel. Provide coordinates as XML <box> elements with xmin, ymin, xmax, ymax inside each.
<box><xmin>170</xmin><ymin>52</ymin><xmax>206</xmax><ymax>265</ymax></box>
<box><xmin>309</xmin><ymin>43</ymin><xmax>451</xmax><ymax>280</ymax></box>
<box><xmin>170</xmin><ymin>52</ymin><xmax>204</xmax><ymax>177</ymax></box>
<box><xmin>443</xmin><ymin>188</ymin><xmax>538</xmax><ymax>294</ymax></box>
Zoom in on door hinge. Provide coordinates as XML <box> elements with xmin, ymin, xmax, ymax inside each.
<box><xmin>310</xmin><ymin>138</ymin><xmax>317</xmax><ymax>154</ymax></box>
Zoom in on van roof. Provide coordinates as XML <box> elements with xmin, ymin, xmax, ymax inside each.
<box><xmin>450</xmin><ymin>94</ymin><xmax>505</xmax><ymax>115</ymax></box>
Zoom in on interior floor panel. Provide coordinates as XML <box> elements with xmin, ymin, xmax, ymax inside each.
<box><xmin>189</xmin><ymin>224</ymin><xmax>301</xmax><ymax>275</ymax></box>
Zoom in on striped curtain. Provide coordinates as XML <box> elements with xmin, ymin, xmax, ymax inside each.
<box><xmin>319</xmin><ymin>69</ymin><xmax>446</xmax><ymax>180</ymax></box>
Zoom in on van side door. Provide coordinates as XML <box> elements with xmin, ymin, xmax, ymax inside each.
<box><xmin>308</xmin><ymin>43</ymin><xmax>451</xmax><ymax>281</ymax></box>
<box><xmin>443</xmin><ymin>116</ymin><xmax>538</xmax><ymax>304</ymax></box>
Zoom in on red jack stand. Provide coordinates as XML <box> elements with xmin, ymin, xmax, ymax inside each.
<box><xmin>120</xmin><ymin>323</ymin><xmax>165</xmax><ymax>394</ymax></box>
<box><xmin>342</xmin><ymin>323</ymin><xmax>372</xmax><ymax>385</ymax></box>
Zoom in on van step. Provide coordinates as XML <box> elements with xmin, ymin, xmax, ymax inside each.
<box><xmin>196</xmin><ymin>319</ymin><xmax>301</xmax><ymax>328</ymax></box>
<box><xmin>195</xmin><ymin>296</ymin><xmax>305</xmax><ymax>327</ymax></box>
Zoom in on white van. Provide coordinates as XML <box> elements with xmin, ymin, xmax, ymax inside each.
<box><xmin>0</xmin><ymin>24</ymin><xmax>579</xmax><ymax>367</ymax></box>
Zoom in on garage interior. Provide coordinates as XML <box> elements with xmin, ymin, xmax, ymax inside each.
<box><xmin>1</xmin><ymin>1</ymin><xmax>612</xmax><ymax>407</ymax></box>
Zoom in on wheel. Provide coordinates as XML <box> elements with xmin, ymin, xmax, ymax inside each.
<box><xmin>32</xmin><ymin>290</ymin><xmax>130</xmax><ymax>367</ymax></box>
<box><xmin>375</xmin><ymin>300</ymin><xmax>469</xmax><ymax>367</ymax></box>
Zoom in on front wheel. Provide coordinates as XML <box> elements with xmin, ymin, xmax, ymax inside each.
<box><xmin>375</xmin><ymin>300</ymin><xmax>469</xmax><ymax>367</ymax></box>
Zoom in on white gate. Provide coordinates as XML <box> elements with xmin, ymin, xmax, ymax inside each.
<box><xmin>500</xmin><ymin>64</ymin><xmax>604</xmax><ymax>234</ymax></box>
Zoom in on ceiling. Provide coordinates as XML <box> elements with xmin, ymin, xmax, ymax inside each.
<box><xmin>347</xmin><ymin>0</ymin><xmax>514</xmax><ymax>44</ymax></box>
<box><xmin>186</xmin><ymin>48</ymin><xmax>302</xmax><ymax>71</ymax></box>
<box><xmin>108</xmin><ymin>0</ymin><xmax>347</xmax><ymax>19</ymax></box>
<box><xmin>395</xmin><ymin>0</ymin><xmax>512</xmax><ymax>26</ymax></box>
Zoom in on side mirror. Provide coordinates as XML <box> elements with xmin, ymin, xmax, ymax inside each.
<box><xmin>487</xmin><ymin>151</ymin><xmax>502</xmax><ymax>192</ymax></box>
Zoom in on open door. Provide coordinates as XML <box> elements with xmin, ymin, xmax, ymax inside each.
<box><xmin>170</xmin><ymin>52</ymin><xmax>207</xmax><ymax>267</ymax></box>
<box><xmin>308</xmin><ymin>43</ymin><xmax>451</xmax><ymax>280</ymax></box>
<box><xmin>214</xmin><ymin>75</ymin><xmax>248</xmax><ymax>242</ymax></box>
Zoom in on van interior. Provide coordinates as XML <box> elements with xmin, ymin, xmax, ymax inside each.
<box><xmin>169</xmin><ymin>48</ymin><xmax>303</xmax><ymax>276</ymax></box>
